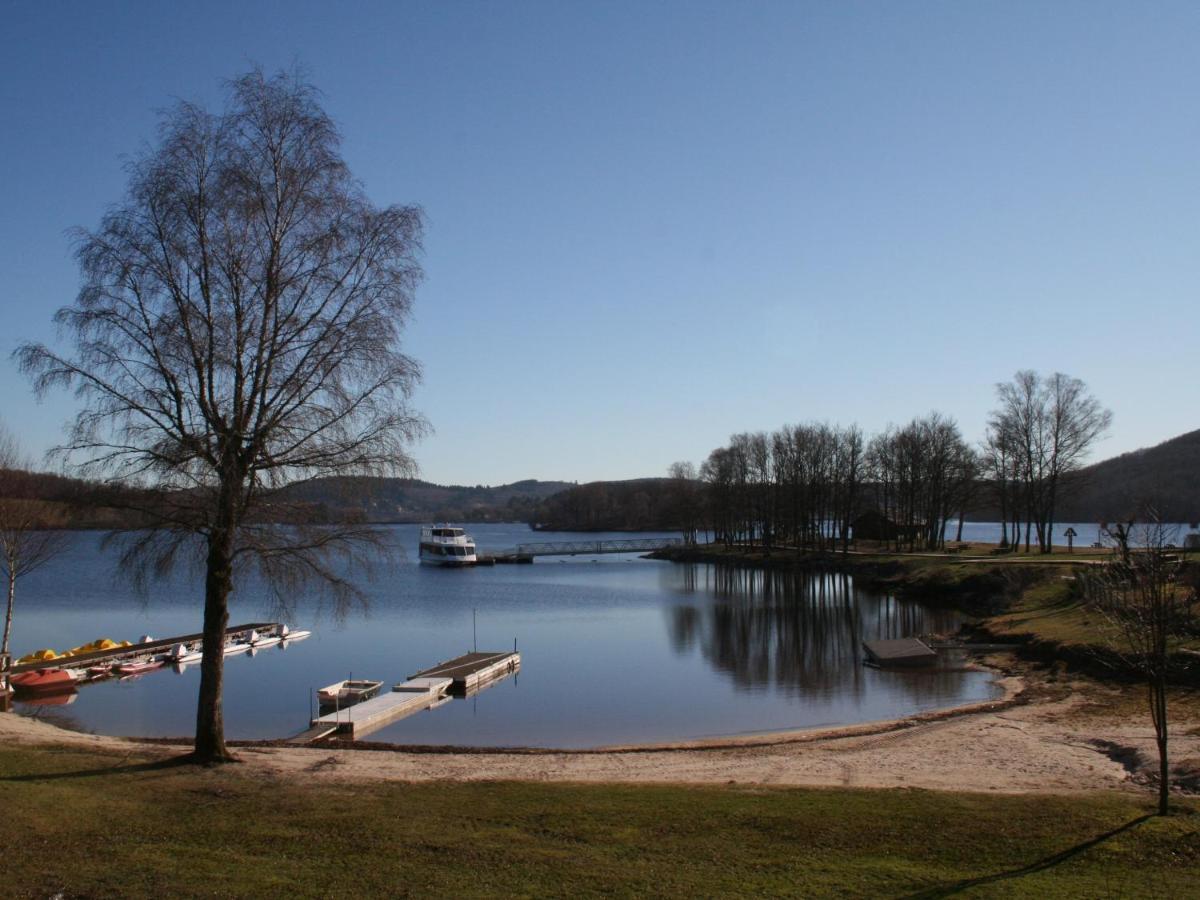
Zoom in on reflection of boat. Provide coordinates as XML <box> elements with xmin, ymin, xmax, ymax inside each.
<box><xmin>22</xmin><ymin>689</ymin><xmax>78</xmax><ymax>707</ymax></box>
<box><xmin>419</xmin><ymin>525</ymin><xmax>477</xmax><ymax>566</ymax></box>
<box><xmin>317</xmin><ymin>679</ymin><xmax>382</xmax><ymax>708</ymax></box>
<box><xmin>10</xmin><ymin>669</ymin><xmax>79</xmax><ymax>694</ymax></box>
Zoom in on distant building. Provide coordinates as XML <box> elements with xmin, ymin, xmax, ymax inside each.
<box><xmin>851</xmin><ymin>510</ymin><xmax>922</xmax><ymax>542</ymax></box>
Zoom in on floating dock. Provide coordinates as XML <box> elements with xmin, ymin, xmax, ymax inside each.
<box><xmin>411</xmin><ymin>650</ymin><xmax>521</xmax><ymax>694</ymax></box>
<box><xmin>9</xmin><ymin>623</ymin><xmax>284</xmax><ymax>674</ymax></box>
<box><xmin>292</xmin><ymin>650</ymin><xmax>522</xmax><ymax>742</ymax></box>
<box><xmin>306</xmin><ymin>676</ymin><xmax>453</xmax><ymax>740</ymax></box>
<box><xmin>862</xmin><ymin>638</ymin><xmax>938</xmax><ymax>667</ymax></box>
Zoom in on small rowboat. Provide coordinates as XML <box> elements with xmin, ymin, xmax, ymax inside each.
<box><xmin>317</xmin><ymin>679</ymin><xmax>382</xmax><ymax>708</ymax></box>
<box><xmin>10</xmin><ymin>669</ymin><xmax>79</xmax><ymax>694</ymax></box>
<box><xmin>116</xmin><ymin>660</ymin><xmax>163</xmax><ymax>677</ymax></box>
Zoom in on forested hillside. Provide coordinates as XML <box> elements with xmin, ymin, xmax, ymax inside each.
<box><xmin>274</xmin><ymin>477</ymin><xmax>573</xmax><ymax>523</ymax></box>
<box><xmin>1052</xmin><ymin>429</ymin><xmax>1200</xmax><ymax>523</ymax></box>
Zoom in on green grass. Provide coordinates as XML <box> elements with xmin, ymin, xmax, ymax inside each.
<box><xmin>985</xmin><ymin>579</ymin><xmax>1200</xmax><ymax>657</ymax></box>
<box><xmin>2</xmin><ymin>744</ymin><xmax>1198</xmax><ymax>898</ymax></box>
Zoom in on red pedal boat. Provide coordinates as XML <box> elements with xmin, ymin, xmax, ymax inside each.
<box><xmin>9</xmin><ymin>668</ymin><xmax>78</xmax><ymax>694</ymax></box>
<box><xmin>116</xmin><ymin>660</ymin><xmax>163</xmax><ymax>677</ymax></box>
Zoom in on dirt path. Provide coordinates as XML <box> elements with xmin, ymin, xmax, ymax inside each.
<box><xmin>5</xmin><ymin>671</ymin><xmax>1196</xmax><ymax>796</ymax></box>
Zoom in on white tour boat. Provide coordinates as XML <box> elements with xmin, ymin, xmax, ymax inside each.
<box><xmin>419</xmin><ymin>524</ymin><xmax>477</xmax><ymax>566</ymax></box>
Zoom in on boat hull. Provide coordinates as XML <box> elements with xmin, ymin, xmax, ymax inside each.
<box><xmin>10</xmin><ymin>669</ymin><xmax>78</xmax><ymax>694</ymax></box>
<box><xmin>419</xmin><ymin>555</ymin><xmax>476</xmax><ymax>567</ymax></box>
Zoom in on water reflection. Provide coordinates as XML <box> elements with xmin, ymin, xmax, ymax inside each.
<box><xmin>665</xmin><ymin>565</ymin><xmax>970</xmax><ymax>704</ymax></box>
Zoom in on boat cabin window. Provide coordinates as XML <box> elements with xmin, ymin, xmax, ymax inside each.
<box><xmin>431</xmin><ymin>528</ymin><xmax>464</xmax><ymax>538</ymax></box>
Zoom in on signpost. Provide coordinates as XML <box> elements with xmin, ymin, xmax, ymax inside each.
<box><xmin>1064</xmin><ymin>527</ymin><xmax>1078</xmax><ymax>553</ymax></box>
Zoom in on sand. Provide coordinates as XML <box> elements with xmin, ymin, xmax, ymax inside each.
<box><xmin>5</xmin><ymin>667</ymin><xmax>1197</xmax><ymax>797</ymax></box>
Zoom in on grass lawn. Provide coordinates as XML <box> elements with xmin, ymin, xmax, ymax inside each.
<box><xmin>1</xmin><ymin>744</ymin><xmax>1198</xmax><ymax>898</ymax></box>
<box><xmin>984</xmin><ymin>578</ymin><xmax>1200</xmax><ymax>657</ymax></box>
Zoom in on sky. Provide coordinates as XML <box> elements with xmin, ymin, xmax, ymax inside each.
<box><xmin>1</xmin><ymin>1</ymin><xmax>1197</xmax><ymax>486</ymax></box>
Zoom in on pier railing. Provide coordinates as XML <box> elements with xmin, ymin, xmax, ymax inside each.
<box><xmin>512</xmin><ymin>537</ymin><xmax>684</xmax><ymax>557</ymax></box>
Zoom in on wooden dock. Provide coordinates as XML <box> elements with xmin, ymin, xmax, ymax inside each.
<box><xmin>291</xmin><ymin>650</ymin><xmax>522</xmax><ymax>742</ymax></box>
<box><xmin>9</xmin><ymin>623</ymin><xmax>283</xmax><ymax>674</ymax></box>
<box><xmin>308</xmin><ymin>676</ymin><xmax>453</xmax><ymax>739</ymax></box>
<box><xmin>411</xmin><ymin>650</ymin><xmax>521</xmax><ymax>694</ymax></box>
<box><xmin>862</xmin><ymin>638</ymin><xmax>938</xmax><ymax>667</ymax></box>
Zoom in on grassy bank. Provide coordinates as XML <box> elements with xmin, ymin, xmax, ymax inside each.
<box><xmin>1</xmin><ymin>744</ymin><xmax>1197</xmax><ymax>898</ymax></box>
<box><xmin>655</xmin><ymin>544</ymin><xmax>1200</xmax><ymax>673</ymax></box>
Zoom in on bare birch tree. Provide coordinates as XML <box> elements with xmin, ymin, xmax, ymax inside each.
<box><xmin>991</xmin><ymin>371</ymin><xmax>1111</xmax><ymax>552</ymax></box>
<box><xmin>1081</xmin><ymin>512</ymin><xmax>1197</xmax><ymax>815</ymax></box>
<box><xmin>18</xmin><ymin>68</ymin><xmax>426</xmax><ymax>763</ymax></box>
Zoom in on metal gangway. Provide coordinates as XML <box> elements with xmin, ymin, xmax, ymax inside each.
<box><xmin>513</xmin><ymin>537</ymin><xmax>684</xmax><ymax>558</ymax></box>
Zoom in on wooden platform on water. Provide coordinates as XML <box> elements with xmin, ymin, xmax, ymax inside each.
<box><xmin>411</xmin><ymin>650</ymin><xmax>521</xmax><ymax>693</ymax></box>
<box><xmin>291</xmin><ymin>650</ymin><xmax>522</xmax><ymax>742</ymax></box>
<box><xmin>307</xmin><ymin>676</ymin><xmax>454</xmax><ymax>740</ymax></box>
<box><xmin>10</xmin><ymin>623</ymin><xmax>282</xmax><ymax>674</ymax></box>
<box><xmin>862</xmin><ymin>638</ymin><xmax>938</xmax><ymax>667</ymax></box>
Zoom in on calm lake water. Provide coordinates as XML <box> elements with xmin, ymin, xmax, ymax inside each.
<box><xmin>12</xmin><ymin>524</ymin><xmax>998</xmax><ymax>748</ymax></box>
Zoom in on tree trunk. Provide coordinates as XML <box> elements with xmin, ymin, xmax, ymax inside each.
<box><xmin>2</xmin><ymin>568</ymin><xmax>15</xmax><ymax>657</ymax></box>
<box><xmin>1154</xmin><ymin>675</ymin><xmax>1169</xmax><ymax>816</ymax></box>
<box><xmin>193</xmin><ymin>522</ymin><xmax>237</xmax><ymax>764</ymax></box>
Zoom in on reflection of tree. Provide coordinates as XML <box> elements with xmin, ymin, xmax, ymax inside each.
<box><xmin>665</xmin><ymin>565</ymin><xmax>969</xmax><ymax>704</ymax></box>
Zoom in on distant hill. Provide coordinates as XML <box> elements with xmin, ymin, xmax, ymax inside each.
<box><xmin>277</xmin><ymin>476</ymin><xmax>574</xmax><ymax>524</ymax></box>
<box><xmin>527</xmin><ymin>478</ymin><xmax>684</xmax><ymax>531</ymax></box>
<box><xmin>1052</xmin><ymin>429</ymin><xmax>1200</xmax><ymax>523</ymax></box>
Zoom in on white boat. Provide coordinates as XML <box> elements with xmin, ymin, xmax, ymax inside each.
<box><xmin>316</xmin><ymin>679</ymin><xmax>383</xmax><ymax>708</ymax></box>
<box><xmin>419</xmin><ymin>524</ymin><xmax>477</xmax><ymax>566</ymax></box>
<box><xmin>163</xmin><ymin>643</ymin><xmax>202</xmax><ymax>664</ymax></box>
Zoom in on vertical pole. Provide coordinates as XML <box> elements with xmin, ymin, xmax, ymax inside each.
<box><xmin>473</xmin><ymin>608</ymin><xmax>477</xmax><ymax>652</ymax></box>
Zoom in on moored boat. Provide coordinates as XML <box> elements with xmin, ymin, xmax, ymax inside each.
<box><xmin>248</xmin><ymin>629</ymin><xmax>282</xmax><ymax>648</ymax></box>
<box><xmin>317</xmin><ymin>679</ymin><xmax>383</xmax><ymax>708</ymax></box>
<box><xmin>10</xmin><ymin>668</ymin><xmax>79</xmax><ymax>694</ymax></box>
<box><xmin>116</xmin><ymin>660</ymin><xmax>163</xmax><ymax>677</ymax></box>
<box><xmin>419</xmin><ymin>524</ymin><xmax>477</xmax><ymax>566</ymax></box>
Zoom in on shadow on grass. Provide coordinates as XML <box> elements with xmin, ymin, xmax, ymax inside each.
<box><xmin>903</xmin><ymin>814</ymin><xmax>1153</xmax><ymax>898</ymax></box>
<box><xmin>0</xmin><ymin>752</ymin><xmax>225</xmax><ymax>782</ymax></box>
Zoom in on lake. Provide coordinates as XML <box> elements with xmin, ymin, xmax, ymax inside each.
<box><xmin>10</xmin><ymin>524</ymin><xmax>999</xmax><ymax>748</ymax></box>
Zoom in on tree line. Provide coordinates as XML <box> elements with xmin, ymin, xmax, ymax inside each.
<box><xmin>694</xmin><ymin>371</ymin><xmax>1109</xmax><ymax>552</ymax></box>
<box><xmin>533</xmin><ymin>371</ymin><xmax>1113</xmax><ymax>552</ymax></box>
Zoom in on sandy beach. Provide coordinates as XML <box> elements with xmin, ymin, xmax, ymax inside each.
<box><xmin>5</xmin><ymin>665</ymin><xmax>1197</xmax><ymax>798</ymax></box>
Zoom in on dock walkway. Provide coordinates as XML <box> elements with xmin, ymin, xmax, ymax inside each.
<box><xmin>479</xmin><ymin>537</ymin><xmax>683</xmax><ymax>564</ymax></box>
<box><xmin>292</xmin><ymin>650</ymin><xmax>522</xmax><ymax>742</ymax></box>
<box><xmin>411</xmin><ymin>650</ymin><xmax>521</xmax><ymax>693</ymax></box>
<box><xmin>10</xmin><ymin>623</ymin><xmax>282</xmax><ymax>674</ymax></box>
<box><xmin>310</xmin><ymin>676</ymin><xmax>453</xmax><ymax>739</ymax></box>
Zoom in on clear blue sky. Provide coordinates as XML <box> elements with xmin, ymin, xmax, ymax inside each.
<box><xmin>1</xmin><ymin>2</ymin><xmax>1196</xmax><ymax>485</ymax></box>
